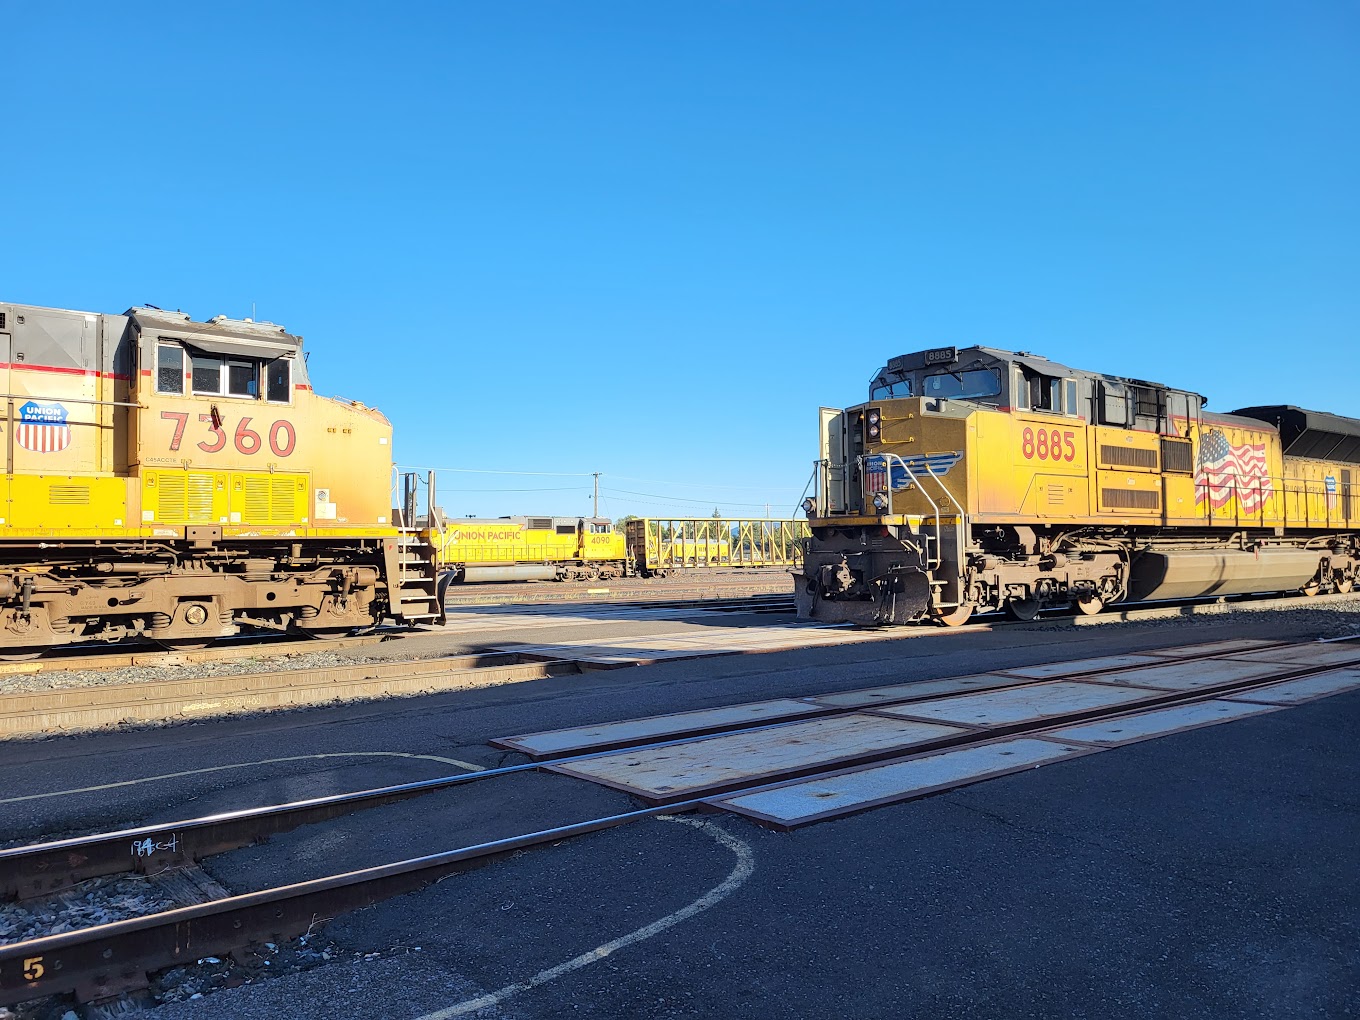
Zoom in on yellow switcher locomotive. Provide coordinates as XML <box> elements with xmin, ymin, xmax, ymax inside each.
<box><xmin>0</xmin><ymin>301</ymin><xmax>443</xmax><ymax>657</ymax></box>
<box><xmin>798</xmin><ymin>345</ymin><xmax>1360</xmax><ymax>626</ymax></box>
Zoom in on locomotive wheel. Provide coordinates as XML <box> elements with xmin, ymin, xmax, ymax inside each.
<box><xmin>1301</xmin><ymin>582</ymin><xmax>1322</xmax><ymax>597</ymax></box>
<box><xmin>1074</xmin><ymin>596</ymin><xmax>1104</xmax><ymax>616</ymax></box>
<box><xmin>1005</xmin><ymin>598</ymin><xmax>1042</xmax><ymax>621</ymax></box>
<box><xmin>932</xmin><ymin>604</ymin><xmax>975</xmax><ymax>628</ymax></box>
<box><xmin>1337</xmin><ymin>578</ymin><xmax>1355</xmax><ymax>594</ymax></box>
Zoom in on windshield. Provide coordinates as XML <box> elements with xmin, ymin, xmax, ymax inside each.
<box><xmin>870</xmin><ymin>377</ymin><xmax>913</xmax><ymax>401</ymax></box>
<box><xmin>923</xmin><ymin>368</ymin><xmax>1001</xmax><ymax>400</ymax></box>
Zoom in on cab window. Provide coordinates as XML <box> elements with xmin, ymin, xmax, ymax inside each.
<box><xmin>266</xmin><ymin>358</ymin><xmax>291</xmax><ymax>403</ymax></box>
<box><xmin>191</xmin><ymin>355</ymin><xmax>223</xmax><ymax>395</ymax></box>
<box><xmin>156</xmin><ymin>343</ymin><xmax>184</xmax><ymax>394</ymax></box>
<box><xmin>923</xmin><ymin>368</ymin><xmax>1001</xmax><ymax>400</ymax></box>
<box><xmin>870</xmin><ymin>378</ymin><xmax>913</xmax><ymax>400</ymax></box>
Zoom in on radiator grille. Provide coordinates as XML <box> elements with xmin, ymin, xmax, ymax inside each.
<box><xmin>1100</xmin><ymin>444</ymin><xmax>1158</xmax><ymax>469</ymax></box>
<box><xmin>1101</xmin><ymin>487</ymin><xmax>1160</xmax><ymax>510</ymax></box>
<box><xmin>158</xmin><ymin>473</ymin><xmax>214</xmax><ymax>522</ymax></box>
<box><xmin>243</xmin><ymin>477</ymin><xmax>299</xmax><ymax>525</ymax></box>
<box><xmin>1161</xmin><ymin>439</ymin><xmax>1194</xmax><ymax>474</ymax></box>
<box><xmin>49</xmin><ymin>484</ymin><xmax>90</xmax><ymax>505</ymax></box>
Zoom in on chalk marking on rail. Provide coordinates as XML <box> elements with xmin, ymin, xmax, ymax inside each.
<box><xmin>411</xmin><ymin>815</ymin><xmax>755</xmax><ymax>1020</ymax></box>
<box><xmin>0</xmin><ymin>751</ymin><xmax>484</xmax><ymax>805</ymax></box>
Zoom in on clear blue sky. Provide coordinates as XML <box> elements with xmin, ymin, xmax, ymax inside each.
<box><xmin>3</xmin><ymin>2</ymin><xmax>1356</xmax><ymax>520</ymax></box>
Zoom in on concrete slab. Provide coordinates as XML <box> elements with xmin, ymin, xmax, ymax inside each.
<box><xmin>1042</xmin><ymin>700</ymin><xmax>1278</xmax><ymax>747</ymax></box>
<box><xmin>1222</xmin><ymin>643</ymin><xmax>1360</xmax><ymax>668</ymax></box>
<box><xmin>1001</xmin><ymin>653</ymin><xmax>1165</xmax><ymax>678</ymax></box>
<box><xmin>806</xmin><ymin>673</ymin><xmax>1038</xmax><ymax>708</ymax></box>
<box><xmin>550</xmin><ymin>714</ymin><xmax>966</xmax><ymax>799</ymax></box>
<box><xmin>1090</xmin><ymin>657</ymin><xmax>1292</xmax><ymax>691</ymax></box>
<box><xmin>491</xmin><ymin>698</ymin><xmax>825</xmax><ymax>757</ymax></box>
<box><xmin>1223</xmin><ymin>668</ymin><xmax>1360</xmax><ymax>706</ymax></box>
<box><xmin>715</xmin><ymin>738</ymin><xmax>1092</xmax><ymax>828</ymax></box>
<box><xmin>1143</xmin><ymin>638</ymin><xmax>1277</xmax><ymax>657</ymax></box>
<box><xmin>877</xmin><ymin>682</ymin><xmax>1152</xmax><ymax>727</ymax></box>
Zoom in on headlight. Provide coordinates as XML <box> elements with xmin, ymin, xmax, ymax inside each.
<box><xmin>868</xmin><ymin>424</ymin><xmax>880</xmax><ymax>438</ymax></box>
<box><xmin>872</xmin><ymin>492</ymin><xmax>889</xmax><ymax>510</ymax></box>
<box><xmin>802</xmin><ymin>497</ymin><xmax>816</xmax><ymax>515</ymax></box>
<box><xmin>867</xmin><ymin>411</ymin><xmax>880</xmax><ymax>425</ymax></box>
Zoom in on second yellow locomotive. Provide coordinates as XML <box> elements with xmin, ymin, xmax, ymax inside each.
<box><xmin>799</xmin><ymin>345</ymin><xmax>1360</xmax><ymax>625</ymax></box>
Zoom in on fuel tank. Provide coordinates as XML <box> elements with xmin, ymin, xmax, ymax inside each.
<box><xmin>1127</xmin><ymin>548</ymin><xmax>1320</xmax><ymax>602</ymax></box>
<box><xmin>458</xmin><ymin>565</ymin><xmax>560</xmax><ymax>583</ymax></box>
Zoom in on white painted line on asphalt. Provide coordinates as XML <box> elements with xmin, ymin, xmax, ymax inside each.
<box><xmin>410</xmin><ymin>816</ymin><xmax>755</xmax><ymax>1020</ymax></box>
<box><xmin>0</xmin><ymin>751</ymin><xmax>484</xmax><ymax>805</ymax></box>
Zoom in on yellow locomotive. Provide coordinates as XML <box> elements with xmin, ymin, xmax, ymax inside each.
<box><xmin>434</xmin><ymin>516</ymin><xmax>627</xmax><ymax>582</ymax></box>
<box><xmin>798</xmin><ymin>345</ymin><xmax>1360</xmax><ymax>625</ymax></box>
<box><xmin>0</xmin><ymin>301</ymin><xmax>443</xmax><ymax>656</ymax></box>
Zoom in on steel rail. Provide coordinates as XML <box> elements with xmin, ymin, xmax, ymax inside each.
<box><xmin>2</xmin><ymin>647</ymin><xmax>1357</xmax><ymax>1007</ymax></box>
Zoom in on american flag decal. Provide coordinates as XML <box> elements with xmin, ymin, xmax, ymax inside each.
<box><xmin>1195</xmin><ymin>430</ymin><xmax>1271</xmax><ymax>512</ymax></box>
<box><xmin>16</xmin><ymin>401</ymin><xmax>72</xmax><ymax>454</ymax></box>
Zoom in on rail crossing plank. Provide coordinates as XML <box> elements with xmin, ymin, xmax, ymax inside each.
<box><xmin>491</xmin><ymin>698</ymin><xmax>826</xmax><ymax>758</ymax></box>
<box><xmin>1143</xmin><ymin>638</ymin><xmax>1277</xmax><ymax>657</ymax></box>
<box><xmin>1079</xmin><ymin>657</ymin><xmax>1295</xmax><ymax>692</ymax></box>
<box><xmin>874</xmin><ymin>681</ymin><xmax>1151</xmax><ymax>727</ymax></box>
<box><xmin>549</xmin><ymin>715</ymin><xmax>966</xmax><ymax>800</ymax></box>
<box><xmin>712</xmin><ymin>738</ymin><xmax>1094</xmax><ymax>829</ymax></box>
<box><xmin>1040</xmin><ymin>700</ymin><xmax>1278</xmax><ymax>747</ymax></box>
<box><xmin>1000</xmin><ymin>653</ymin><xmax>1165</xmax><ymax>678</ymax></box>
<box><xmin>1222</xmin><ymin>668</ymin><xmax>1360</xmax><ymax>706</ymax></box>
<box><xmin>806</xmin><ymin>673</ymin><xmax>1039</xmax><ymax>708</ymax></box>
<box><xmin>1222</xmin><ymin>643</ymin><xmax>1360</xmax><ymax>668</ymax></box>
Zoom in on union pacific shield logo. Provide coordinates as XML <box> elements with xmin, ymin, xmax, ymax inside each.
<box><xmin>16</xmin><ymin>401</ymin><xmax>72</xmax><ymax>453</ymax></box>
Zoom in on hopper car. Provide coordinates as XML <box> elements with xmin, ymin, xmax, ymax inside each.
<box><xmin>798</xmin><ymin>344</ymin><xmax>1360</xmax><ymax>626</ymax></box>
<box><xmin>0</xmin><ymin>300</ymin><xmax>444</xmax><ymax>658</ymax></box>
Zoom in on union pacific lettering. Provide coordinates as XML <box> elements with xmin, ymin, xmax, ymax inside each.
<box><xmin>446</xmin><ymin>526</ymin><xmax>526</xmax><ymax>543</ymax></box>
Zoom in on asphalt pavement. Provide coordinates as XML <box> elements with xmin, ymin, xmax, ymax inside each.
<box><xmin>2</xmin><ymin>608</ymin><xmax>1357</xmax><ymax>1019</ymax></box>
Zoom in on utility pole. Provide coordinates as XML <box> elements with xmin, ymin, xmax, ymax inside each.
<box><xmin>593</xmin><ymin>472</ymin><xmax>600</xmax><ymax>518</ymax></box>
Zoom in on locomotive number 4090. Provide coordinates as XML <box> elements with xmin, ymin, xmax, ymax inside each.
<box><xmin>1022</xmin><ymin>426</ymin><xmax>1077</xmax><ymax>462</ymax></box>
<box><xmin>160</xmin><ymin>412</ymin><xmax>297</xmax><ymax>457</ymax></box>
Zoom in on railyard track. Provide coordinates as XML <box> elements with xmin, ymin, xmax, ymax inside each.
<box><xmin>4</xmin><ymin>589</ymin><xmax>1360</xmax><ymax>739</ymax></box>
<box><xmin>2</xmin><ymin>634</ymin><xmax>1357</xmax><ymax>1007</ymax></box>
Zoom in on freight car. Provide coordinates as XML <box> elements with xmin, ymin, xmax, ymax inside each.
<box><xmin>0</xmin><ymin>300</ymin><xmax>444</xmax><ymax>657</ymax></box>
<box><xmin>797</xmin><ymin>344</ymin><xmax>1360</xmax><ymax>626</ymax></box>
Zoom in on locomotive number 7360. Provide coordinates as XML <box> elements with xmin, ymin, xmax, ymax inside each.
<box><xmin>1021</xmin><ymin>426</ymin><xmax>1076</xmax><ymax>462</ymax></box>
<box><xmin>160</xmin><ymin>411</ymin><xmax>296</xmax><ymax>457</ymax></box>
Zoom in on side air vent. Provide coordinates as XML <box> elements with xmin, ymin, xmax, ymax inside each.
<box><xmin>1101</xmin><ymin>487</ymin><xmax>1160</xmax><ymax>510</ymax></box>
<box><xmin>49</xmin><ymin>484</ymin><xmax>91</xmax><ymax>505</ymax></box>
<box><xmin>527</xmin><ymin>517</ymin><xmax>553</xmax><ymax>530</ymax></box>
<box><xmin>1161</xmin><ymin>439</ymin><xmax>1194</xmax><ymax>474</ymax></box>
<box><xmin>1100</xmin><ymin>444</ymin><xmax>1158</xmax><ymax>469</ymax></box>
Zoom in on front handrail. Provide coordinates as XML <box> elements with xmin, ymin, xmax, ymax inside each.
<box><xmin>865</xmin><ymin>452</ymin><xmax>944</xmax><ymax>570</ymax></box>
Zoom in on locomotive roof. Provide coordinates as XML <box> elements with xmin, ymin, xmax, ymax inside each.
<box><xmin>877</xmin><ymin>345</ymin><xmax>1187</xmax><ymax>395</ymax></box>
<box><xmin>129</xmin><ymin>307</ymin><xmax>303</xmax><ymax>360</ymax></box>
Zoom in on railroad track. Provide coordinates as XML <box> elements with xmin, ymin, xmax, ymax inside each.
<box><xmin>0</xmin><ymin>631</ymin><xmax>398</xmax><ymax>677</ymax></box>
<box><xmin>2</xmin><ymin>634</ymin><xmax>1357</xmax><ymax>1008</ymax></box>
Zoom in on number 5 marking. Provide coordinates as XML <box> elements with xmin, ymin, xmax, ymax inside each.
<box><xmin>23</xmin><ymin>956</ymin><xmax>44</xmax><ymax>980</ymax></box>
<box><xmin>1063</xmin><ymin>430</ymin><xmax>1077</xmax><ymax>461</ymax></box>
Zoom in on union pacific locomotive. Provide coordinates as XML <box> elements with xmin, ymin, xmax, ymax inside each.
<box><xmin>0</xmin><ymin>301</ymin><xmax>443</xmax><ymax>657</ymax></box>
<box><xmin>797</xmin><ymin>345</ymin><xmax>1360</xmax><ymax>625</ymax></box>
